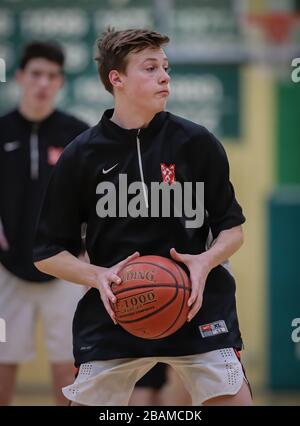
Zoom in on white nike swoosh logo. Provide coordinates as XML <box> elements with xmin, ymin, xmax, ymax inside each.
<box><xmin>4</xmin><ymin>141</ymin><xmax>21</xmax><ymax>152</ymax></box>
<box><xmin>102</xmin><ymin>163</ymin><xmax>119</xmax><ymax>174</ymax></box>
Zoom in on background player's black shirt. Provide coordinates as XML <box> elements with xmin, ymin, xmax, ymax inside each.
<box><xmin>33</xmin><ymin>109</ymin><xmax>246</xmax><ymax>362</ymax></box>
<box><xmin>0</xmin><ymin>109</ymin><xmax>88</xmax><ymax>282</ymax></box>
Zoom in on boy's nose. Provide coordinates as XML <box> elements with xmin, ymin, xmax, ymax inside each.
<box><xmin>159</xmin><ymin>69</ymin><xmax>170</xmax><ymax>84</ymax></box>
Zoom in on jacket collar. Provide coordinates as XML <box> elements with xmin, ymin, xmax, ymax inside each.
<box><xmin>99</xmin><ymin>108</ymin><xmax>168</xmax><ymax>144</ymax></box>
<box><xmin>15</xmin><ymin>108</ymin><xmax>58</xmax><ymax>127</ymax></box>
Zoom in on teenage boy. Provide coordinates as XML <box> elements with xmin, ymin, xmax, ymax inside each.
<box><xmin>34</xmin><ymin>29</ymin><xmax>252</xmax><ymax>406</ymax></box>
<box><xmin>0</xmin><ymin>41</ymin><xmax>88</xmax><ymax>405</ymax></box>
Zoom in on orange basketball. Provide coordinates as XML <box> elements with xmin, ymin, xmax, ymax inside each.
<box><xmin>111</xmin><ymin>255</ymin><xmax>191</xmax><ymax>339</ymax></box>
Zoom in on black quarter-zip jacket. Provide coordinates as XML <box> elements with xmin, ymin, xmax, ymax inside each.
<box><xmin>0</xmin><ymin>109</ymin><xmax>88</xmax><ymax>282</ymax></box>
<box><xmin>33</xmin><ymin>108</ymin><xmax>246</xmax><ymax>363</ymax></box>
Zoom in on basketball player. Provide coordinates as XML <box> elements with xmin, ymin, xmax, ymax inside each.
<box><xmin>33</xmin><ymin>28</ymin><xmax>253</xmax><ymax>406</ymax></box>
<box><xmin>0</xmin><ymin>41</ymin><xmax>88</xmax><ymax>405</ymax></box>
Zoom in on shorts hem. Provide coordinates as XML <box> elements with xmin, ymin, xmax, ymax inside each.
<box><xmin>198</xmin><ymin>376</ymin><xmax>245</xmax><ymax>406</ymax></box>
<box><xmin>62</xmin><ymin>392</ymin><xmax>127</xmax><ymax>406</ymax></box>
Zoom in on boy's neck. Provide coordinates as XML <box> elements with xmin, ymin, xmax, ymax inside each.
<box><xmin>110</xmin><ymin>105</ymin><xmax>157</xmax><ymax>130</ymax></box>
<box><xmin>18</xmin><ymin>98</ymin><xmax>54</xmax><ymax>122</ymax></box>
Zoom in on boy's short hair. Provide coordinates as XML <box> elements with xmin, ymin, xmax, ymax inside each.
<box><xmin>95</xmin><ymin>28</ymin><xmax>169</xmax><ymax>94</ymax></box>
<box><xmin>19</xmin><ymin>41</ymin><xmax>65</xmax><ymax>70</ymax></box>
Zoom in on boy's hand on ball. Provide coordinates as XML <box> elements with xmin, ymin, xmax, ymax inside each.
<box><xmin>170</xmin><ymin>248</ymin><xmax>211</xmax><ymax>322</ymax></box>
<box><xmin>95</xmin><ymin>251</ymin><xmax>140</xmax><ymax>324</ymax></box>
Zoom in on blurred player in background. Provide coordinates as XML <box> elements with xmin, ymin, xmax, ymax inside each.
<box><xmin>130</xmin><ymin>363</ymin><xmax>191</xmax><ymax>405</ymax></box>
<box><xmin>130</xmin><ymin>363</ymin><xmax>169</xmax><ymax>406</ymax></box>
<box><xmin>0</xmin><ymin>41</ymin><xmax>88</xmax><ymax>405</ymax></box>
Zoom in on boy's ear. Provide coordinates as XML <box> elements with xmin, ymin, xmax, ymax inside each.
<box><xmin>58</xmin><ymin>73</ymin><xmax>64</xmax><ymax>89</ymax></box>
<box><xmin>109</xmin><ymin>70</ymin><xmax>123</xmax><ymax>90</ymax></box>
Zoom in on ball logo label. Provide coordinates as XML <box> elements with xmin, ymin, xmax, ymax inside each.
<box><xmin>120</xmin><ymin>268</ymin><xmax>156</xmax><ymax>282</ymax></box>
<box><xmin>115</xmin><ymin>290</ymin><xmax>156</xmax><ymax>318</ymax></box>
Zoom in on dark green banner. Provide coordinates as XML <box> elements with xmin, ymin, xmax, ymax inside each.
<box><xmin>0</xmin><ymin>0</ymin><xmax>241</xmax><ymax>138</ymax></box>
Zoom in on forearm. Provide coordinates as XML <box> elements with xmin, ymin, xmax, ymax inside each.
<box><xmin>200</xmin><ymin>225</ymin><xmax>244</xmax><ymax>270</ymax></box>
<box><xmin>34</xmin><ymin>250</ymin><xmax>100</xmax><ymax>288</ymax></box>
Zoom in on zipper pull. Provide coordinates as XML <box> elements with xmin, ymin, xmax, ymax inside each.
<box><xmin>136</xmin><ymin>129</ymin><xmax>149</xmax><ymax>209</ymax></box>
<box><xmin>30</xmin><ymin>123</ymin><xmax>39</xmax><ymax>180</ymax></box>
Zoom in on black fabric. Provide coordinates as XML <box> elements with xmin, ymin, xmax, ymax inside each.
<box><xmin>135</xmin><ymin>363</ymin><xmax>168</xmax><ymax>389</ymax></box>
<box><xmin>0</xmin><ymin>109</ymin><xmax>88</xmax><ymax>282</ymax></box>
<box><xmin>33</xmin><ymin>108</ymin><xmax>246</xmax><ymax>363</ymax></box>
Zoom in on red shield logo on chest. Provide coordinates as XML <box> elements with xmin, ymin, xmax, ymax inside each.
<box><xmin>160</xmin><ymin>163</ymin><xmax>176</xmax><ymax>184</ymax></box>
<box><xmin>48</xmin><ymin>146</ymin><xmax>64</xmax><ymax>166</ymax></box>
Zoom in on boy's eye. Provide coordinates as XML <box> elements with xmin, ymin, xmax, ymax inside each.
<box><xmin>146</xmin><ymin>66</ymin><xmax>170</xmax><ymax>73</ymax></box>
<box><xmin>31</xmin><ymin>71</ymin><xmax>42</xmax><ymax>78</ymax></box>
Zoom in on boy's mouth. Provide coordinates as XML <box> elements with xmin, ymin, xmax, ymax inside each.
<box><xmin>156</xmin><ymin>89</ymin><xmax>169</xmax><ymax>96</ymax></box>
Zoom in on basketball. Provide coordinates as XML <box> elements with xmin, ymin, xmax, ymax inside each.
<box><xmin>111</xmin><ymin>255</ymin><xmax>191</xmax><ymax>339</ymax></box>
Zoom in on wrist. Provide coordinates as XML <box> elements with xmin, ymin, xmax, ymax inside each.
<box><xmin>84</xmin><ymin>263</ymin><xmax>105</xmax><ymax>288</ymax></box>
<box><xmin>197</xmin><ymin>252</ymin><xmax>215</xmax><ymax>272</ymax></box>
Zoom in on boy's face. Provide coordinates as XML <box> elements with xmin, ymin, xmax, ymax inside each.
<box><xmin>16</xmin><ymin>58</ymin><xmax>63</xmax><ymax>109</ymax></box>
<box><xmin>115</xmin><ymin>47</ymin><xmax>170</xmax><ymax>115</ymax></box>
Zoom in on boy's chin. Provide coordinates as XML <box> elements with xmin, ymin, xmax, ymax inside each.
<box><xmin>151</xmin><ymin>101</ymin><xmax>167</xmax><ymax>113</ymax></box>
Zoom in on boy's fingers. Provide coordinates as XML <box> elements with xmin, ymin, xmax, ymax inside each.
<box><xmin>108</xmin><ymin>273</ymin><xmax>121</xmax><ymax>285</ymax></box>
<box><xmin>98</xmin><ymin>279</ymin><xmax>117</xmax><ymax>303</ymax></box>
<box><xmin>0</xmin><ymin>233</ymin><xmax>9</xmax><ymax>251</ymax></box>
<box><xmin>102</xmin><ymin>296</ymin><xmax>117</xmax><ymax>325</ymax></box>
<box><xmin>170</xmin><ymin>247</ymin><xmax>188</xmax><ymax>264</ymax></box>
<box><xmin>187</xmin><ymin>295</ymin><xmax>203</xmax><ymax>322</ymax></box>
<box><xmin>97</xmin><ymin>282</ymin><xmax>117</xmax><ymax>323</ymax></box>
<box><xmin>115</xmin><ymin>251</ymin><xmax>140</xmax><ymax>273</ymax></box>
<box><xmin>103</xmin><ymin>281</ymin><xmax>117</xmax><ymax>304</ymax></box>
<box><xmin>187</xmin><ymin>274</ymin><xmax>198</xmax><ymax>307</ymax></box>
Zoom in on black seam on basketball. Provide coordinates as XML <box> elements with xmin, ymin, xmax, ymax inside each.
<box><xmin>117</xmin><ymin>305</ymin><xmax>156</xmax><ymax>318</ymax></box>
<box><xmin>153</xmin><ymin>260</ymin><xmax>191</xmax><ymax>338</ymax></box>
<box><xmin>154</xmin><ymin>262</ymin><xmax>190</xmax><ymax>337</ymax></box>
<box><xmin>115</xmin><ymin>288</ymin><xmax>158</xmax><ymax>300</ymax></box>
<box><xmin>173</xmin><ymin>260</ymin><xmax>190</xmax><ymax>290</ymax></box>
<box><xmin>113</xmin><ymin>283</ymin><xmax>187</xmax><ymax>297</ymax></box>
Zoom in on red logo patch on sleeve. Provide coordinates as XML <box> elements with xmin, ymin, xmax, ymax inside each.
<box><xmin>48</xmin><ymin>146</ymin><xmax>64</xmax><ymax>166</ymax></box>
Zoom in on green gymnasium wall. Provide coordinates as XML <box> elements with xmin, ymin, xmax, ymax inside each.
<box><xmin>268</xmin><ymin>189</ymin><xmax>300</xmax><ymax>389</ymax></box>
<box><xmin>0</xmin><ymin>0</ymin><xmax>241</xmax><ymax>139</ymax></box>
<box><xmin>268</xmin><ymin>81</ymin><xmax>300</xmax><ymax>389</ymax></box>
<box><xmin>277</xmin><ymin>84</ymin><xmax>300</xmax><ymax>185</ymax></box>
